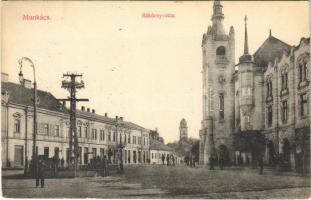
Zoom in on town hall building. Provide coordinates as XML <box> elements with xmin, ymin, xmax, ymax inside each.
<box><xmin>199</xmin><ymin>0</ymin><xmax>310</xmax><ymax>173</ymax></box>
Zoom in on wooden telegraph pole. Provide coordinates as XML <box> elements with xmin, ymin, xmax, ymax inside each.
<box><xmin>58</xmin><ymin>73</ymin><xmax>88</xmax><ymax>177</ymax></box>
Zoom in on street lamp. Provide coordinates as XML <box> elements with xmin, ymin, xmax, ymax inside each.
<box><xmin>18</xmin><ymin>57</ymin><xmax>37</xmax><ymax>177</ymax></box>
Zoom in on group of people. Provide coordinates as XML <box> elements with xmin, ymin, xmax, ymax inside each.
<box><xmin>89</xmin><ymin>155</ymin><xmax>111</xmax><ymax>176</ymax></box>
<box><xmin>184</xmin><ymin>156</ymin><xmax>197</xmax><ymax>168</ymax></box>
<box><xmin>161</xmin><ymin>154</ymin><xmax>177</xmax><ymax>166</ymax></box>
<box><xmin>208</xmin><ymin>154</ymin><xmax>264</xmax><ymax>174</ymax></box>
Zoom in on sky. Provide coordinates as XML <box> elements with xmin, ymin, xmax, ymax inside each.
<box><xmin>2</xmin><ymin>1</ymin><xmax>309</xmax><ymax>143</ymax></box>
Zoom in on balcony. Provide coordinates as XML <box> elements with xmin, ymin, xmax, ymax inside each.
<box><xmin>215</xmin><ymin>55</ymin><xmax>229</xmax><ymax>65</ymax></box>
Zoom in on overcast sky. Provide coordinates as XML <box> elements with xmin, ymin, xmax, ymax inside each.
<box><xmin>2</xmin><ymin>1</ymin><xmax>309</xmax><ymax>143</ymax></box>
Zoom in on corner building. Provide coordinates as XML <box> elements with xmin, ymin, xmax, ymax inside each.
<box><xmin>200</xmin><ymin>1</ymin><xmax>310</xmax><ymax>173</ymax></box>
<box><xmin>1</xmin><ymin>73</ymin><xmax>150</xmax><ymax>168</ymax></box>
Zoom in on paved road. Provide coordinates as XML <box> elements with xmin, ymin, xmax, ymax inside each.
<box><xmin>2</xmin><ymin>168</ymin><xmax>310</xmax><ymax>198</ymax></box>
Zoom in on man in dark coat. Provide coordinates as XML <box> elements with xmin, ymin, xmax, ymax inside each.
<box><xmin>209</xmin><ymin>155</ymin><xmax>214</xmax><ymax>170</ymax></box>
<box><xmin>258</xmin><ymin>155</ymin><xmax>264</xmax><ymax>175</ymax></box>
<box><xmin>166</xmin><ymin>154</ymin><xmax>170</xmax><ymax>166</ymax></box>
<box><xmin>36</xmin><ymin>156</ymin><xmax>46</xmax><ymax>188</ymax></box>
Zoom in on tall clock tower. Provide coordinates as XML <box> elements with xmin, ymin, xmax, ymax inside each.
<box><xmin>199</xmin><ymin>0</ymin><xmax>235</xmax><ymax>164</ymax></box>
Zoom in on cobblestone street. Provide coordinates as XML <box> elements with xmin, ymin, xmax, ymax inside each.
<box><xmin>2</xmin><ymin>166</ymin><xmax>310</xmax><ymax>198</ymax></box>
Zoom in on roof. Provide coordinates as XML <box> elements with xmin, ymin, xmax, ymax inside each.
<box><xmin>253</xmin><ymin>36</ymin><xmax>291</xmax><ymax>68</ymax></box>
<box><xmin>77</xmin><ymin>110</ymin><xmax>148</xmax><ymax>131</ymax></box>
<box><xmin>150</xmin><ymin>139</ymin><xmax>173</xmax><ymax>151</ymax></box>
<box><xmin>1</xmin><ymin>82</ymin><xmax>67</xmax><ymax>114</ymax></box>
<box><xmin>2</xmin><ymin>81</ymin><xmax>149</xmax><ymax>131</ymax></box>
<box><xmin>180</xmin><ymin>118</ymin><xmax>187</xmax><ymax>127</ymax></box>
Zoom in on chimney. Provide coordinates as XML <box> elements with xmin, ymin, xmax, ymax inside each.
<box><xmin>105</xmin><ymin>113</ymin><xmax>108</xmax><ymax>117</ymax></box>
<box><xmin>81</xmin><ymin>106</ymin><xmax>85</xmax><ymax>111</ymax></box>
<box><xmin>92</xmin><ymin>109</ymin><xmax>95</xmax><ymax>114</ymax></box>
<box><xmin>87</xmin><ymin>108</ymin><xmax>90</xmax><ymax>112</ymax></box>
<box><xmin>1</xmin><ymin>73</ymin><xmax>8</xmax><ymax>83</ymax></box>
<box><xmin>115</xmin><ymin>116</ymin><xmax>118</xmax><ymax>120</ymax></box>
<box><xmin>23</xmin><ymin>79</ymin><xmax>32</xmax><ymax>89</ymax></box>
<box><xmin>120</xmin><ymin>117</ymin><xmax>123</xmax><ymax>121</ymax></box>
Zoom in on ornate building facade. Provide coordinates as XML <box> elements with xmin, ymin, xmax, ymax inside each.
<box><xmin>199</xmin><ymin>1</ymin><xmax>310</xmax><ymax>173</ymax></box>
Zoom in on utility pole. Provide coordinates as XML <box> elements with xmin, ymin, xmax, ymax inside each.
<box><xmin>58</xmin><ymin>73</ymin><xmax>88</xmax><ymax>177</ymax></box>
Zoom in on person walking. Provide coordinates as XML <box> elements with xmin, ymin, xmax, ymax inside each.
<box><xmin>61</xmin><ymin>157</ymin><xmax>64</xmax><ymax>169</ymax></box>
<box><xmin>258</xmin><ymin>155</ymin><xmax>264</xmax><ymax>175</ymax></box>
<box><xmin>172</xmin><ymin>156</ymin><xmax>175</xmax><ymax>167</ymax></box>
<box><xmin>166</xmin><ymin>154</ymin><xmax>170</xmax><ymax>166</ymax></box>
<box><xmin>105</xmin><ymin>155</ymin><xmax>110</xmax><ymax>176</ymax></box>
<box><xmin>36</xmin><ymin>156</ymin><xmax>46</xmax><ymax>188</ymax></box>
<box><xmin>209</xmin><ymin>155</ymin><xmax>214</xmax><ymax>170</ymax></box>
<box><xmin>162</xmin><ymin>154</ymin><xmax>165</xmax><ymax>165</ymax></box>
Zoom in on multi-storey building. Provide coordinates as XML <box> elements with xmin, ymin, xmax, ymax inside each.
<box><xmin>200</xmin><ymin>0</ymin><xmax>310</xmax><ymax>173</ymax></box>
<box><xmin>1</xmin><ymin>73</ymin><xmax>150</xmax><ymax>168</ymax></box>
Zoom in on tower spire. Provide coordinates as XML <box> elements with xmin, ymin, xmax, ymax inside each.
<box><xmin>244</xmin><ymin>15</ymin><xmax>249</xmax><ymax>55</ymax></box>
<box><xmin>211</xmin><ymin>0</ymin><xmax>225</xmax><ymax>35</ymax></box>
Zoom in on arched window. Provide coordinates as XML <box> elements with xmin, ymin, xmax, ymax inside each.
<box><xmin>216</xmin><ymin>46</ymin><xmax>226</xmax><ymax>56</ymax></box>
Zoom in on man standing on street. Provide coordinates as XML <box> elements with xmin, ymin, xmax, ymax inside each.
<box><xmin>36</xmin><ymin>156</ymin><xmax>46</xmax><ymax>188</ymax></box>
<box><xmin>258</xmin><ymin>155</ymin><xmax>264</xmax><ymax>175</ymax></box>
<box><xmin>162</xmin><ymin>154</ymin><xmax>165</xmax><ymax>165</ymax></box>
<box><xmin>209</xmin><ymin>155</ymin><xmax>214</xmax><ymax>170</ymax></box>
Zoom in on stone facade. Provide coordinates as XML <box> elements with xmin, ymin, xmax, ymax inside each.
<box><xmin>200</xmin><ymin>1</ymin><xmax>310</xmax><ymax>173</ymax></box>
<box><xmin>199</xmin><ymin>0</ymin><xmax>235</xmax><ymax>164</ymax></box>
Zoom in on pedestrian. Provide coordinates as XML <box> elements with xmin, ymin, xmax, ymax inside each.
<box><xmin>61</xmin><ymin>157</ymin><xmax>64</xmax><ymax>169</ymax></box>
<box><xmin>209</xmin><ymin>155</ymin><xmax>214</xmax><ymax>170</ymax></box>
<box><xmin>24</xmin><ymin>157</ymin><xmax>29</xmax><ymax>177</ymax></box>
<box><xmin>166</xmin><ymin>155</ymin><xmax>170</xmax><ymax>166</ymax></box>
<box><xmin>36</xmin><ymin>156</ymin><xmax>46</xmax><ymax>188</ymax></box>
<box><xmin>172</xmin><ymin>156</ymin><xmax>175</xmax><ymax>167</ymax></box>
<box><xmin>105</xmin><ymin>155</ymin><xmax>110</xmax><ymax>176</ymax></box>
<box><xmin>162</xmin><ymin>154</ymin><xmax>165</xmax><ymax>165</ymax></box>
<box><xmin>258</xmin><ymin>155</ymin><xmax>264</xmax><ymax>175</ymax></box>
<box><xmin>219</xmin><ymin>155</ymin><xmax>224</xmax><ymax>170</ymax></box>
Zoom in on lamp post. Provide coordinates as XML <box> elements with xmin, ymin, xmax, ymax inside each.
<box><xmin>18</xmin><ymin>57</ymin><xmax>37</xmax><ymax>177</ymax></box>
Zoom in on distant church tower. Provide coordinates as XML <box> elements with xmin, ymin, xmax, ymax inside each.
<box><xmin>199</xmin><ymin>0</ymin><xmax>235</xmax><ymax>164</ymax></box>
<box><xmin>179</xmin><ymin>118</ymin><xmax>188</xmax><ymax>140</ymax></box>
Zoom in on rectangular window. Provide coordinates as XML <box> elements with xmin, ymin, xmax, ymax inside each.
<box><xmin>55</xmin><ymin>125</ymin><xmax>60</xmax><ymax>137</ymax></box>
<box><xmin>43</xmin><ymin>124</ymin><xmax>49</xmax><ymax>135</ymax></box>
<box><xmin>14</xmin><ymin>119</ymin><xmax>20</xmax><ymax>133</ymax></box>
<box><xmin>113</xmin><ymin>132</ymin><xmax>116</xmax><ymax>142</ymax></box>
<box><xmin>300</xmin><ymin>93</ymin><xmax>308</xmax><ymax>117</ymax></box>
<box><xmin>282</xmin><ymin>101</ymin><xmax>288</xmax><ymax>123</ymax></box>
<box><xmin>95</xmin><ymin>129</ymin><xmax>97</xmax><ymax>140</ymax></box>
<box><xmin>128</xmin><ymin>135</ymin><xmax>131</xmax><ymax>144</ymax></box>
<box><xmin>54</xmin><ymin>147</ymin><xmax>59</xmax><ymax>156</ymax></box>
<box><xmin>219</xmin><ymin>93</ymin><xmax>224</xmax><ymax>119</ymax></box>
<box><xmin>14</xmin><ymin>145</ymin><xmax>23</xmax><ymax>166</ymax></box>
<box><xmin>267</xmin><ymin>106</ymin><xmax>273</xmax><ymax>127</ymax></box>
<box><xmin>100</xmin><ymin>148</ymin><xmax>105</xmax><ymax>158</ymax></box>
<box><xmin>44</xmin><ymin>147</ymin><xmax>49</xmax><ymax>159</ymax></box>
<box><xmin>78</xmin><ymin>126</ymin><xmax>82</xmax><ymax>138</ymax></box>
<box><xmin>108</xmin><ymin>131</ymin><xmax>111</xmax><ymax>141</ymax></box>
<box><xmin>92</xmin><ymin>148</ymin><xmax>97</xmax><ymax>158</ymax></box>
<box><xmin>84</xmin><ymin>127</ymin><xmax>88</xmax><ymax>138</ymax></box>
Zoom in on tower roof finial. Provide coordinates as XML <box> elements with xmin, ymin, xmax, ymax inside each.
<box><xmin>269</xmin><ymin>29</ymin><xmax>272</xmax><ymax>37</ymax></box>
<box><xmin>244</xmin><ymin>15</ymin><xmax>249</xmax><ymax>55</ymax></box>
